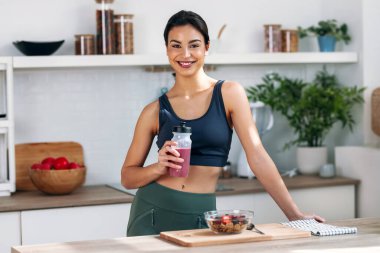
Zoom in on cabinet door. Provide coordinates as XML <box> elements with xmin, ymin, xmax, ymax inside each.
<box><xmin>216</xmin><ymin>192</ymin><xmax>286</xmax><ymax>224</ymax></box>
<box><xmin>21</xmin><ymin>203</ymin><xmax>131</xmax><ymax>245</ymax></box>
<box><xmin>0</xmin><ymin>211</ymin><xmax>21</xmax><ymax>253</ymax></box>
<box><xmin>217</xmin><ymin>185</ymin><xmax>355</xmax><ymax>223</ymax></box>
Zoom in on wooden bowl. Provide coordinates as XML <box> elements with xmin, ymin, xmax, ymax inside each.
<box><xmin>29</xmin><ymin>168</ymin><xmax>86</xmax><ymax>195</ymax></box>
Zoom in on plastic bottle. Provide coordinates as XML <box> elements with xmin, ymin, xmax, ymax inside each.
<box><xmin>170</xmin><ymin>122</ymin><xmax>192</xmax><ymax>177</ymax></box>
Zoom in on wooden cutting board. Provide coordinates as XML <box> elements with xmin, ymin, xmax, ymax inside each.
<box><xmin>372</xmin><ymin>87</ymin><xmax>380</xmax><ymax>136</ymax></box>
<box><xmin>15</xmin><ymin>142</ymin><xmax>84</xmax><ymax>191</ymax></box>
<box><xmin>160</xmin><ymin>223</ymin><xmax>311</xmax><ymax>247</ymax></box>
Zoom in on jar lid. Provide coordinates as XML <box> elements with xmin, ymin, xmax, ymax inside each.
<box><xmin>281</xmin><ymin>29</ymin><xmax>298</xmax><ymax>32</ymax></box>
<box><xmin>264</xmin><ymin>24</ymin><xmax>281</xmax><ymax>27</ymax></box>
<box><xmin>114</xmin><ymin>14</ymin><xmax>134</xmax><ymax>18</ymax></box>
<box><xmin>172</xmin><ymin>122</ymin><xmax>191</xmax><ymax>133</ymax></box>
<box><xmin>95</xmin><ymin>0</ymin><xmax>114</xmax><ymax>3</ymax></box>
<box><xmin>74</xmin><ymin>34</ymin><xmax>95</xmax><ymax>38</ymax></box>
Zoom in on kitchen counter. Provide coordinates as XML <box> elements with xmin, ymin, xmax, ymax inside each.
<box><xmin>216</xmin><ymin>175</ymin><xmax>359</xmax><ymax>196</ymax></box>
<box><xmin>0</xmin><ymin>176</ymin><xmax>359</xmax><ymax>212</ymax></box>
<box><xmin>11</xmin><ymin>217</ymin><xmax>380</xmax><ymax>253</ymax></box>
<box><xmin>0</xmin><ymin>185</ymin><xmax>134</xmax><ymax>212</ymax></box>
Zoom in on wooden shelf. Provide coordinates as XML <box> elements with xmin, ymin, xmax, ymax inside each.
<box><xmin>12</xmin><ymin>52</ymin><xmax>358</xmax><ymax>69</ymax></box>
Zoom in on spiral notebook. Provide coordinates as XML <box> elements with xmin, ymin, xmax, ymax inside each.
<box><xmin>282</xmin><ymin>219</ymin><xmax>358</xmax><ymax>236</ymax></box>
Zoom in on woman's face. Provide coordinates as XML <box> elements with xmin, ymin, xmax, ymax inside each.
<box><xmin>166</xmin><ymin>24</ymin><xmax>209</xmax><ymax>77</ymax></box>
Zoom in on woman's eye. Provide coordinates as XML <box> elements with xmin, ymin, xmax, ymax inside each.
<box><xmin>190</xmin><ymin>44</ymin><xmax>200</xmax><ymax>48</ymax></box>
<box><xmin>171</xmin><ymin>44</ymin><xmax>181</xmax><ymax>48</ymax></box>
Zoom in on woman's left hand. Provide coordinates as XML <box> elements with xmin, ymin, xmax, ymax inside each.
<box><xmin>291</xmin><ymin>213</ymin><xmax>326</xmax><ymax>223</ymax></box>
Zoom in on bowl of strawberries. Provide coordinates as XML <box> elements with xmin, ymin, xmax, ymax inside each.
<box><xmin>204</xmin><ymin>210</ymin><xmax>254</xmax><ymax>234</ymax></box>
<box><xmin>29</xmin><ymin>156</ymin><xmax>85</xmax><ymax>195</ymax></box>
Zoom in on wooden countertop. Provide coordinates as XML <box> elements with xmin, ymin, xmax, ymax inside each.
<box><xmin>0</xmin><ymin>176</ymin><xmax>359</xmax><ymax>212</ymax></box>
<box><xmin>11</xmin><ymin>217</ymin><xmax>380</xmax><ymax>253</ymax></box>
<box><xmin>0</xmin><ymin>185</ymin><xmax>134</xmax><ymax>212</ymax></box>
<box><xmin>216</xmin><ymin>175</ymin><xmax>359</xmax><ymax>196</ymax></box>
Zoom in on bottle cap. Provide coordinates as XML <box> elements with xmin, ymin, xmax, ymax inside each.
<box><xmin>172</xmin><ymin>121</ymin><xmax>191</xmax><ymax>133</ymax></box>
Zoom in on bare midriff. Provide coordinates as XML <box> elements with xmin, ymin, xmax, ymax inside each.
<box><xmin>156</xmin><ymin>165</ymin><xmax>221</xmax><ymax>193</ymax></box>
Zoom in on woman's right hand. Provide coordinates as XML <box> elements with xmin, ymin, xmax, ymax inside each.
<box><xmin>156</xmin><ymin>141</ymin><xmax>184</xmax><ymax>175</ymax></box>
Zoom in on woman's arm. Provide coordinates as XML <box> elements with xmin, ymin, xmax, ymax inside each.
<box><xmin>121</xmin><ymin>101</ymin><xmax>184</xmax><ymax>189</ymax></box>
<box><xmin>121</xmin><ymin>102</ymin><xmax>162</xmax><ymax>189</ymax></box>
<box><xmin>223</xmin><ymin>81</ymin><xmax>324</xmax><ymax>222</ymax></box>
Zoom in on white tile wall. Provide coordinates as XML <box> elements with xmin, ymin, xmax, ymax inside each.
<box><xmin>13</xmin><ymin>64</ymin><xmax>360</xmax><ymax>185</ymax></box>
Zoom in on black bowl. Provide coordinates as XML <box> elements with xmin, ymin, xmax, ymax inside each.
<box><xmin>13</xmin><ymin>40</ymin><xmax>65</xmax><ymax>56</ymax></box>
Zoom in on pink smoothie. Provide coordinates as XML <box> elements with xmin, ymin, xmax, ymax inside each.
<box><xmin>169</xmin><ymin>148</ymin><xmax>191</xmax><ymax>177</ymax></box>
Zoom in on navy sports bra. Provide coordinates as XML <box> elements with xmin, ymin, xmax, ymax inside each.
<box><xmin>156</xmin><ymin>80</ymin><xmax>232</xmax><ymax>167</ymax></box>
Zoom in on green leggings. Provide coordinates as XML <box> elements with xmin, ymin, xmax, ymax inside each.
<box><xmin>127</xmin><ymin>182</ymin><xmax>216</xmax><ymax>237</ymax></box>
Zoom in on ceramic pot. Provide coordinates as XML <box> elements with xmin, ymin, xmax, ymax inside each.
<box><xmin>318</xmin><ymin>35</ymin><xmax>336</xmax><ymax>52</ymax></box>
<box><xmin>297</xmin><ymin>146</ymin><xmax>327</xmax><ymax>175</ymax></box>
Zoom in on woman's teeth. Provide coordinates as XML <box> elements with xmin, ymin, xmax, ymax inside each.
<box><xmin>178</xmin><ymin>61</ymin><xmax>194</xmax><ymax>68</ymax></box>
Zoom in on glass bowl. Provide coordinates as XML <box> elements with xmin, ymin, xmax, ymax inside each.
<box><xmin>204</xmin><ymin>210</ymin><xmax>254</xmax><ymax>234</ymax></box>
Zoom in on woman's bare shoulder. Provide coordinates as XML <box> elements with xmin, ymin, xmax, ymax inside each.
<box><xmin>137</xmin><ymin>100</ymin><xmax>160</xmax><ymax>134</ymax></box>
<box><xmin>142</xmin><ymin>100</ymin><xmax>160</xmax><ymax>116</ymax></box>
<box><xmin>221</xmin><ymin>80</ymin><xmax>247</xmax><ymax>101</ymax></box>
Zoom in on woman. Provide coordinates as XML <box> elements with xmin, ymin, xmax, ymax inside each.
<box><xmin>121</xmin><ymin>10</ymin><xmax>324</xmax><ymax>237</ymax></box>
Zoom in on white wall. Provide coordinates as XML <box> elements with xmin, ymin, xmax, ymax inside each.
<box><xmin>0</xmin><ymin>0</ymin><xmax>367</xmax><ymax>184</ymax></box>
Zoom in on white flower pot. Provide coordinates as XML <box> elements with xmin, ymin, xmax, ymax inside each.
<box><xmin>297</xmin><ymin>146</ymin><xmax>328</xmax><ymax>175</ymax></box>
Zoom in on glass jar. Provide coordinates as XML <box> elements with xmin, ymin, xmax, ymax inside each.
<box><xmin>114</xmin><ymin>14</ymin><xmax>134</xmax><ymax>54</ymax></box>
<box><xmin>75</xmin><ymin>34</ymin><xmax>96</xmax><ymax>55</ymax></box>
<box><xmin>264</xmin><ymin>24</ymin><xmax>282</xmax><ymax>52</ymax></box>
<box><xmin>95</xmin><ymin>0</ymin><xmax>115</xmax><ymax>55</ymax></box>
<box><xmin>281</xmin><ymin>29</ymin><xmax>299</xmax><ymax>52</ymax></box>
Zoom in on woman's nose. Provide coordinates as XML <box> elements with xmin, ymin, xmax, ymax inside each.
<box><xmin>182</xmin><ymin>47</ymin><xmax>191</xmax><ymax>57</ymax></box>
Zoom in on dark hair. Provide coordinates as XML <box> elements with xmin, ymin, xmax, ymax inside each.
<box><xmin>163</xmin><ymin>10</ymin><xmax>209</xmax><ymax>46</ymax></box>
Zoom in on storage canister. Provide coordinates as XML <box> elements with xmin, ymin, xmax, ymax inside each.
<box><xmin>95</xmin><ymin>0</ymin><xmax>115</xmax><ymax>55</ymax></box>
<box><xmin>75</xmin><ymin>34</ymin><xmax>96</xmax><ymax>55</ymax></box>
<box><xmin>264</xmin><ymin>24</ymin><xmax>282</xmax><ymax>52</ymax></box>
<box><xmin>114</xmin><ymin>14</ymin><xmax>134</xmax><ymax>54</ymax></box>
<box><xmin>281</xmin><ymin>29</ymin><xmax>299</xmax><ymax>52</ymax></box>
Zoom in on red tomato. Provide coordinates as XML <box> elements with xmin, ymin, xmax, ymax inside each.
<box><xmin>40</xmin><ymin>163</ymin><xmax>51</xmax><ymax>170</ymax></box>
<box><xmin>41</xmin><ymin>157</ymin><xmax>55</xmax><ymax>164</ymax></box>
<box><xmin>54</xmin><ymin>157</ymin><xmax>69</xmax><ymax>169</ymax></box>
<box><xmin>68</xmin><ymin>162</ymin><xmax>80</xmax><ymax>169</ymax></box>
<box><xmin>53</xmin><ymin>160</ymin><xmax>69</xmax><ymax>170</ymax></box>
<box><xmin>31</xmin><ymin>163</ymin><xmax>41</xmax><ymax>170</ymax></box>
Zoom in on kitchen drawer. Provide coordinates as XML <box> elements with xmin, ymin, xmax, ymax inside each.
<box><xmin>217</xmin><ymin>185</ymin><xmax>355</xmax><ymax>223</ymax></box>
<box><xmin>0</xmin><ymin>211</ymin><xmax>21</xmax><ymax>253</ymax></box>
<box><xmin>21</xmin><ymin>203</ymin><xmax>131</xmax><ymax>245</ymax></box>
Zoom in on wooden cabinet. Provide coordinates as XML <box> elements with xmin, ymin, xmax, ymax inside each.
<box><xmin>21</xmin><ymin>203</ymin><xmax>131</xmax><ymax>245</ymax></box>
<box><xmin>216</xmin><ymin>185</ymin><xmax>355</xmax><ymax>223</ymax></box>
<box><xmin>0</xmin><ymin>212</ymin><xmax>21</xmax><ymax>253</ymax></box>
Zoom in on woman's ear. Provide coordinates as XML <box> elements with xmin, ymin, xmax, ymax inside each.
<box><xmin>205</xmin><ymin>42</ymin><xmax>210</xmax><ymax>55</ymax></box>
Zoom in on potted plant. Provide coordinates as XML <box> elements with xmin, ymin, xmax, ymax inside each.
<box><xmin>246</xmin><ymin>68</ymin><xmax>364</xmax><ymax>174</ymax></box>
<box><xmin>298</xmin><ymin>19</ymin><xmax>351</xmax><ymax>52</ymax></box>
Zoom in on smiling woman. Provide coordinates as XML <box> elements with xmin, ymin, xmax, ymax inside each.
<box><xmin>121</xmin><ymin>10</ymin><xmax>324</xmax><ymax>237</ymax></box>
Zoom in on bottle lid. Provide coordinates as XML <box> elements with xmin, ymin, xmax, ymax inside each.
<box><xmin>95</xmin><ymin>0</ymin><xmax>114</xmax><ymax>3</ymax></box>
<box><xmin>172</xmin><ymin>122</ymin><xmax>191</xmax><ymax>133</ymax></box>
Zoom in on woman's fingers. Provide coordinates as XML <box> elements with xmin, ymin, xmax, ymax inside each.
<box><xmin>158</xmin><ymin>154</ymin><xmax>183</xmax><ymax>168</ymax></box>
<box><xmin>157</xmin><ymin>141</ymin><xmax>184</xmax><ymax>171</ymax></box>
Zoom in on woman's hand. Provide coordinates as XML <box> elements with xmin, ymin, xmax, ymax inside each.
<box><xmin>156</xmin><ymin>141</ymin><xmax>184</xmax><ymax>175</ymax></box>
<box><xmin>290</xmin><ymin>212</ymin><xmax>326</xmax><ymax>223</ymax></box>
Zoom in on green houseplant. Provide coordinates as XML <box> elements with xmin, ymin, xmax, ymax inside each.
<box><xmin>246</xmin><ymin>68</ymin><xmax>364</xmax><ymax>174</ymax></box>
<box><xmin>298</xmin><ymin>19</ymin><xmax>351</xmax><ymax>52</ymax></box>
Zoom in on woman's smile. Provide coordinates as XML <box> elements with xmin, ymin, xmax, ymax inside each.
<box><xmin>166</xmin><ymin>24</ymin><xmax>208</xmax><ymax>76</ymax></box>
<box><xmin>177</xmin><ymin>60</ymin><xmax>196</xmax><ymax>68</ymax></box>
